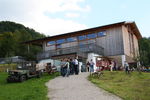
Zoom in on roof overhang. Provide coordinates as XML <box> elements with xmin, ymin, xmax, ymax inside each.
<box><xmin>124</xmin><ymin>21</ymin><xmax>142</xmax><ymax>39</ymax></box>
<box><xmin>23</xmin><ymin>21</ymin><xmax>142</xmax><ymax>45</ymax></box>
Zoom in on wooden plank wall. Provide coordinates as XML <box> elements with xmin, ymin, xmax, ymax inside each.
<box><xmin>44</xmin><ymin>26</ymin><xmax>126</xmax><ymax>57</ymax></box>
<box><xmin>122</xmin><ymin>25</ymin><xmax>139</xmax><ymax>58</ymax></box>
<box><xmin>122</xmin><ymin>25</ymin><xmax>131</xmax><ymax>57</ymax></box>
<box><xmin>96</xmin><ymin>26</ymin><xmax>124</xmax><ymax>56</ymax></box>
<box><xmin>133</xmin><ymin>34</ymin><xmax>139</xmax><ymax>57</ymax></box>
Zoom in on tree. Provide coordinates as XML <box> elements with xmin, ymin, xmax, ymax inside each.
<box><xmin>0</xmin><ymin>32</ymin><xmax>15</xmax><ymax>57</ymax></box>
<box><xmin>139</xmin><ymin>37</ymin><xmax>150</xmax><ymax>67</ymax></box>
<box><xmin>0</xmin><ymin>21</ymin><xmax>45</xmax><ymax>61</ymax></box>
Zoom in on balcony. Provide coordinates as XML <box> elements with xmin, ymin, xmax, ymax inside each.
<box><xmin>37</xmin><ymin>43</ymin><xmax>104</xmax><ymax>60</ymax></box>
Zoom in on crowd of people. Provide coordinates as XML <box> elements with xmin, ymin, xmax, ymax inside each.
<box><xmin>46</xmin><ymin>57</ymin><xmax>149</xmax><ymax>77</ymax></box>
<box><xmin>60</xmin><ymin>57</ymin><xmax>79</xmax><ymax>77</ymax></box>
<box><xmin>60</xmin><ymin>58</ymin><xmax>95</xmax><ymax>77</ymax></box>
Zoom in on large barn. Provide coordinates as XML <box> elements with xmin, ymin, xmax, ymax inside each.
<box><xmin>24</xmin><ymin>21</ymin><xmax>142</xmax><ymax>71</ymax></box>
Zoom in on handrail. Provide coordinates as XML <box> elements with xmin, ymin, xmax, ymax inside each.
<box><xmin>37</xmin><ymin>43</ymin><xmax>104</xmax><ymax>60</ymax></box>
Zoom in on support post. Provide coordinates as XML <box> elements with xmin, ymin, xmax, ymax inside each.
<box><xmin>121</xmin><ymin>55</ymin><xmax>126</xmax><ymax>67</ymax></box>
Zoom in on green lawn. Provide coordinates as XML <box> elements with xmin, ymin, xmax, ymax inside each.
<box><xmin>89</xmin><ymin>71</ymin><xmax>150</xmax><ymax>100</ymax></box>
<box><xmin>0</xmin><ymin>72</ymin><xmax>59</xmax><ymax>100</ymax></box>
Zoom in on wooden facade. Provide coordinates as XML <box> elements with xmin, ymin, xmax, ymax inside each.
<box><xmin>24</xmin><ymin>21</ymin><xmax>142</xmax><ymax>66</ymax></box>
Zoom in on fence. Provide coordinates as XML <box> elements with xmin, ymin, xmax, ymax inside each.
<box><xmin>37</xmin><ymin>43</ymin><xmax>104</xmax><ymax>60</ymax></box>
<box><xmin>0</xmin><ymin>64</ymin><xmax>16</xmax><ymax>72</ymax></box>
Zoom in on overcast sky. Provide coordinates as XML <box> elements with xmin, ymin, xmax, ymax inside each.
<box><xmin>0</xmin><ymin>0</ymin><xmax>149</xmax><ymax>37</ymax></box>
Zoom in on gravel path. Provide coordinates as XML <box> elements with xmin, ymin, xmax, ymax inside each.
<box><xmin>46</xmin><ymin>72</ymin><xmax>122</xmax><ymax>100</ymax></box>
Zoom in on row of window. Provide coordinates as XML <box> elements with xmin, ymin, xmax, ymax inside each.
<box><xmin>47</xmin><ymin>31</ymin><xmax>106</xmax><ymax>46</ymax></box>
<box><xmin>56</xmin><ymin>40</ymin><xmax>96</xmax><ymax>49</ymax></box>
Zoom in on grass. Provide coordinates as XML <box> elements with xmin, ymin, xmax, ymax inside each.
<box><xmin>0</xmin><ymin>72</ymin><xmax>59</xmax><ymax>100</ymax></box>
<box><xmin>89</xmin><ymin>71</ymin><xmax>150</xmax><ymax>100</ymax></box>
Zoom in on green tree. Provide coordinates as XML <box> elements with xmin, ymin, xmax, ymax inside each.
<box><xmin>0</xmin><ymin>32</ymin><xmax>16</xmax><ymax>57</ymax></box>
<box><xmin>139</xmin><ymin>37</ymin><xmax>150</xmax><ymax>67</ymax></box>
<box><xmin>0</xmin><ymin>21</ymin><xmax>45</xmax><ymax>61</ymax></box>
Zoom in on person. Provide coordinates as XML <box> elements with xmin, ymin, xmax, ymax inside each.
<box><xmin>60</xmin><ymin>59</ymin><xmax>66</xmax><ymax>77</ymax></box>
<box><xmin>74</xmin><ymin>57</ymin><xmax>79</xmax><ymax>75</ymax></box>
<box><xmin>47</xmin><ymin>62</ymin><xmax>52</xmax><ymax>74</ymax></box>
<box><xmin>137</xmin><ymin>61</ymin><xmax>141</xmax><ymax>74</ymax></box>
<box><xmin>113</xmin><ymin>60</ymin><xmax>117</xmax><ymax>71</ymax></box>
<box><xmin>124</xmin><ymin>61</ymin><xmax>130</xmax><ymax>74</ymax></box>
<box><xmin>90</xmin><ymin>59</ymin><xmax>94</xmax><ymax>73</ymax></box>
<box><xmin>109</xmin><ymin>61</ymin><xmax>114</xmax><ymax>72</ymax></box>
<box><xmin>86</xmin><ymin>61</ymin><xmax>90</xmax><ymax>72</ymax></box>
<box><xmin>69</xmin><ymin>59</ymin><xmax>74</xmax><ymax>75</ymax></box>
<box><xmin>65</xmin><ymin>59</ymin><xmax>70</xmax><ymax>77</ymax></box>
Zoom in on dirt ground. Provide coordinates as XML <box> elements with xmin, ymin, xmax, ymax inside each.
<box><xmin>46</xmin><ymin>72</ymin><xmax>122</xmax><ymax>100</ymax></box>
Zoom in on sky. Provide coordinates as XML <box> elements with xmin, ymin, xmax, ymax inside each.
<box><xmin>0</xmin><ymin>0</ymin><xmax>149</xmax><ymax>37</ymax></box>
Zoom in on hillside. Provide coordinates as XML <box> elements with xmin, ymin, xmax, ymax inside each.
<box><xmin>0</xmin><ymin>21</ymin><xmax>45</xmax><ymax>40</ymax></box>
<box><xmin>0</xmin><ymin>21</ymin><xmax>45</xmax><ymax>60</ymax></box>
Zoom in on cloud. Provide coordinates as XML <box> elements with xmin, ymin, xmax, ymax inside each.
<box><xmin>0</xmin><ymin>0</ymin><xmax>90</xmax><ymax>36</ymax></box>
<box><xmin>65</xmin><ymin>13</ymin><xmax>80</xmax><ymax>18</ymax></box>
<box><xmin>23</xmin><ymin>15</ymin><xmax>87</xmax><ymax>36</ymax></box>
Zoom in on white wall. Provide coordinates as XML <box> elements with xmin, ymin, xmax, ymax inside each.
<box><xmin>87</xmin><ymin>53</ymin><xmax>101</xmax><ymax>72</ymax></box>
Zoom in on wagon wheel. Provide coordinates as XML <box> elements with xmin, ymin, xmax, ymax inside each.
<box><xmin>19</xmin><ymin>75</ymin><xmax>26</xmax><ymax>82</ymax></box>
<box><xmin>37</xmin><ymin>71</ymin><xmax>42</xmax><ymax>78</ymax></box>
<box><xmin>7</xmin><ymin>76</ymin><xmax>12</xmax><ymax>83</ymax></box>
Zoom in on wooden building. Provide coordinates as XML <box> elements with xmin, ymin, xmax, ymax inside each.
<box><xmin>24</xmin><ymin>21</ymin><xmax>142</xmax><ymax>69</ymax></box>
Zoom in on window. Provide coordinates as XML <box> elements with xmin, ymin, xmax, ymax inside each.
<box><xmin>78</xmin><ymin>35</ymin><xmax>86</xmax><ymax>40</ymax></box>
<box><xmin>47</xmin><ymin>41</ymin><xmax>55</xmax><ymax>46</ymax></box>
<box><xmin>87</xmin><ymin>33</ymin><xmax>97</xmax><ymax>39</ymax></box>
<box><xmin>79</xmin><ymin>41</ymin><xmax>87</xmax><ymax>52</ymax></box>
<box><xmin>67</xmin><ymin>37</ymin><xmax>77</xmax><ymax>42</ymax></box>
<box><xmin>56</xmin><ymin>44</ymin><xmax>62</xmax><ymax>49</ymax></box>
<box><xmin>98</xmin><ymin>31</ymin><xmax>106</xmax><ymax>37</ymax></box>
<box><xmin>88</xmin><ymin>39</ymin><xmax>96</xmax><ymax>44</ymax></box>
<box><xmin>56</xmin><ymin>39</ymin><xmax>65</xmax><ymax>44</ymax></box>
<box><xmin>79</xmin><ymin>41</ymin><xmax>87</xmax><ymax>46</ymax></box>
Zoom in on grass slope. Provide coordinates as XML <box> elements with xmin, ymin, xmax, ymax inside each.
<box><xmin>89</xmin><ymin>71</ymin><xmax>150</xmax><ymax>100</ymax></box>
<box><xmin>0</xmin><ymin>72</ymin><xmax>59</xmax><ymax>100</ymax></box>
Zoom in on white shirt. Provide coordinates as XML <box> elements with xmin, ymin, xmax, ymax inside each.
<box><xmin>90</xmin><ymin>61</ymin><xmax>94</xmax><ymax>66</ymax></box>
<box><xmin>74</xmin><ymin>59</ymin><xmax>78</xmax><ymax>65</ymax></box>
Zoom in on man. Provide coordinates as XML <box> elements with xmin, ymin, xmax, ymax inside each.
<box><xmin>124</xmin><ymin>61</ymin><xmax>130</xmax><ymax>74</ymax></box>
<box><xmin>74</xmin><ymin>57</ymin><xmax>79</xmax><ymax>75</ymax></box>
<box><xmin>86</xmin><ymin>61</ymin><xmax>90</xmax><ymax>72</ymax></box>
<box><xmin>90</xmin><ymin>59</ymin><xmax>95</xmax><ymax>72</ymax></box>
<box><xmin>69</xmin><ymin>59</ymin><xmax>74</xmax><ymax>75</ymax></box>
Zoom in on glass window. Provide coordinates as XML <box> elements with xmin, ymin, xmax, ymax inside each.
<box><xmin>56</xmin><ymin>44</ymin><xmax>62</xmax><ymax>49</ymax></box>
<box><xmin>87</xmin><ymin>33</ymin><xmax>97</xmax><ymax>39</ymax></box>
<box><xmin>78</xmin><ymin>35</ymin><xmax>86</xmax><ymax>40</ymax></box>
<box><xmin>67</xmin><ymin>37</ymin><xmax>77</xmax><ymax>42</ymax></box>
<box><xmin>98</xmin><ymin>31</ymin><xmax>106</xmax><ymax>37</ymax></box>
<box><xmin>56</xmin><ymin>39</ymin><xmax>65</xmax><ymax>44</ymax></box>
<box><xmin>88</xmin><ymin>39</ymin><xmax>96</xmax><ymax>44</ymax></box>
<box><xmin>47</xmin><ymin>41</ymin><xmax>55</xmax><ymax>46</ymax></box>
<box><xmin>79</xmin><ymin>41</ymin><xmax>87</xmax><ymax>46</ymax></box>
